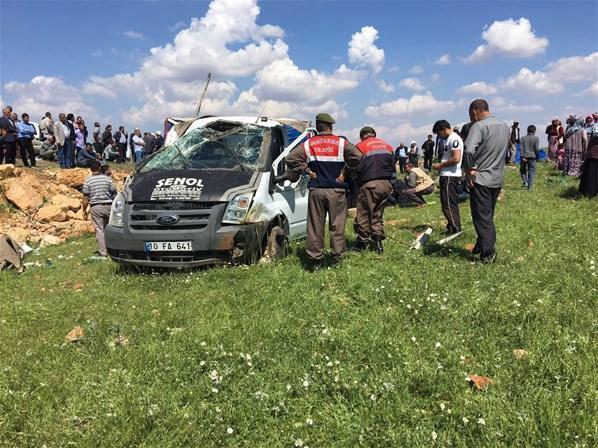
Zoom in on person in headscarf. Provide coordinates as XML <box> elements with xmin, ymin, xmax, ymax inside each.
<box><xmin>563</xmin><ymin>117</ymin><xmax>587</xmax><ymax>177</ymax></box>
<box><xmin>579</xmin><ymin>115</ymin><xmax>598</xmax><ymax>197</ymax></box>
<box><xmin>545</xmin><ymin>118</ymin><xmax>564</xmax><ymax>163</ymax></box>
<box><xmin>408</xmin><ymin>140</ymin><xmax>419</xmax><ymax>166</ymax></box>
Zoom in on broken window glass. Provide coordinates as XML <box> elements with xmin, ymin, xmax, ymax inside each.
<box><xmin>139</xmin><ymin>121</ymin><xmax>268</xmax><ymax>172</ymax></box>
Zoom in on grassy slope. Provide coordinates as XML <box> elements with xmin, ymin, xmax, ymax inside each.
<box><xmin>1</xmin><ymin>165</ymin><xmax>596</xmax><ymax>447</ymax></box>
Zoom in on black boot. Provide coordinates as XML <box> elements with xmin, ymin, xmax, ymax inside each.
<box><xmin>354</xmin><ymin>240</ymin><xmax>368</xmax><ymax>251</ymax></box>
<box><xmin>373</xmin><ymin>239</ymin><xmax>384</xmax><ymax>254</ymax></box>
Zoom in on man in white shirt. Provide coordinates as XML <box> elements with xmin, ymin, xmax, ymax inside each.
<box><xmin>132</xmin><ymin>128</ymin><xmax>145</xmax><ymax>163</ymax></box>
<box><xmin>432</xmin><ymin>120</ymin><xmax>463</xmax><ymax>234</ymax></box>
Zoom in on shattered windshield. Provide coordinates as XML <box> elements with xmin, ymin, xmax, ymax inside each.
<box><xmin>139</xmin><ymin>122</ymin><xmax>268</xmax><ymax>173</ymax></box>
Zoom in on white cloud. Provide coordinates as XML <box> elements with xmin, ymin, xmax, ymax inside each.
<box><xmin>338</xmin><ymin>122</ymin><xmax>434</xmax><ymax>146</ymax></box>
<box><xmin>169</xmin><ymin>21</ymin><xmax>187</xmax><ymax>32</ymax></box>
<box><xmin>457</xmin><ymin>81</ymin><xmax>498</xmax><ymax>95</ymax></box>
<box><xmin>3</xmin><ymin>76</ymin><xmax>97</xmax><ymax>119</ymax></box>
<box><xmin>545</xmin><ymin>52</ymin><xmax>598</xmax><ymax>84</ymax></box>
<box><xmin>365</xmin><ymin>93</ymin><xmax>455</xmax><ymax>118</ymax></box>
<box><xmin>464</xmin><ymin>17</ymin><xmax>549</xmax><ymax>63</ymax></box>
<box><xmin>498</xmin><ymin>68</ymin><xmax>564</xmax><ymax>93</ymax></box>
<box><xmin>377</xmin><ymin>80</ymin><xmax>395</xmax><ymax>93</ymax></box>
<box><xmin>123</xmin><ymin>30</ymin><xmax>144</xmax><ymax>40</ymax></box>
<box><xmin>491</xmin><ymin>96</ymin><xmax>543</xmax><ymax>114</ymax></box>
<box><xmin>435</xmin><ymin>54</ymin><xmax>451</xmax><ymax>65</ymax></box>
<box><xmin>348</xmin><ymin>26</ymin><xmax>385</xmax><ymax>75</ymax></box>
<box><xmin>430</xmin><ymin>73</ymin><xmax>440</xmax><ymax>82</ymax></box>
<box><xmin>250</xmin><ymin>57</ymin><xmax>364</xmax><ymax>105</ymax></box>
<box><xmin>580</xmin><ymin>81</ymin><xmax>598</xmax><ymax>96</ymax></box>
<box><xmin>409</xmin><ymin>65</ymin><xmax>424</xmax><ymax>75</ymax></box>
<box><xmin>399</xmin><ymin>77</ymin><xmax>426</xmax><ymax>93</ymax></box>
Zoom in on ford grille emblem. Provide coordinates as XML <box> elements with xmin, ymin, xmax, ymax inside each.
<box><xmin>156</xmin><ymin>213</ymin><xmax>180</xmax><ymax>226</ymax></box>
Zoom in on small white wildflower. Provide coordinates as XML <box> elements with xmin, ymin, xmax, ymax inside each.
<box><xmin>199</xmin><ymin>360</ymin><xmax>205</xmax><ymax>367</ymax></box>
<box><xmin>435</xmin><ymin>341</ymin><xmax>442</xmax><ymax>349</ymax></box>
<box><xmin>411</xmin><ymin>336</ymin><xmax>417</xmax><ymax>342</ymax></box>
<box><xmin>226</xmin><ymin>427</ymin><xmax>234</xmax><ymax>435</ymax></box>
<box><xmin>286</xmin><ymin>384</ymin><xmax>292</xmax><ymax>391</ymax></box>
<box><xmin>200</xmin><ymin>341</ymin><xmax>207</xmax><ymax>346</ymax></box>
<box><xmin>306</xmin><ymin>418</ymin><xmax>314</xmax><ymax>425</ymax></box>
<box><xmin>211</xmin><ymin>387</ymin><xmax>219</xmax><ymax>394</ymax></box>
<box><xmin>432</xmin><ymin>431</ymin><xmax>438</xmax><ymax>441</ymax></box>
<box><xmin>439</xmin><ymin>403</ymin><xmax>446</xmax><ymax>411</ymax></box>
<box><xmin>477</xmin><ymin>417</ymin><xmax>486</xmax><ymax>425</ymax></box>
<box><xmin>370</xmin><ymin>394</ymin><xmax>376</xmax><ymax>401</ymax></box>
<box><xmin>462</xmin><ymin>417</ymin><xmax>469</xmax><ymax>424</ymax></box>
<box><xmin>302</xmin><ymin>379</ymin><xmax>310</xmax><ymax>389</ymax></box>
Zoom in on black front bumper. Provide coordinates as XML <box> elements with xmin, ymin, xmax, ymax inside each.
<box><xmin>105</xmin><ymin>202</ymin><xmax>267</xmax><ymax>268</ymax></box>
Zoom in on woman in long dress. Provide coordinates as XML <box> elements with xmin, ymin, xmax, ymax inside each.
<box><xmin>564</xmin><ymin>118</ymin><xmax>587</xmax><ymax>177</ymax></box>
<box><xmin>579</xmin><ymin>116</ymin><xmax>598</xmax><ymax>197</ymax></box>
<box><xmin>545</xmin><ymin>118</ymin><xmax>564</xmax><ymax>163</ymax></box>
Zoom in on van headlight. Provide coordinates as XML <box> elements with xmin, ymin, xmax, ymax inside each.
<box><xmin>109</xmin><ymin>192</ymin><xmax>126</xmax><ymax>227</ymax></box>
<box><xmin>222</xmin><ymin>193</ymin><xmax>253</xmax><ymax>224</ymax></box>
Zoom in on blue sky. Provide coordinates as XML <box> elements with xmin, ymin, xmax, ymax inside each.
<box><xmin>1</xmin><ymin>0</ymin><xmax>597</xmax><ymax>143</ymax></box>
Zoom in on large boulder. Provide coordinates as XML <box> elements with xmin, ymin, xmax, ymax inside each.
<box><xmin>37</xmin><ymin>204</ymin><xmax>69</xmax><ymax>223</ymax></box>
<box><xmin>50</xmin><ymin>194</ymin><xmax>81</xmax><ymax>211</ymax></box>
<box><xmin>2</xmin><ymin>179</ymin><xmax>44</xmax><ymax>212</ymax></box>
<box><xmin>55</xmin><ymin>169</ymin><xmax>89</xmax><ymax>189</ymax></box>
<box><xmin>6</xmin><ymin>227</ymin><xmax>30</xmax><ymax>244</ymax></box>
<box><xmin>0</xmin><ymin>164</ymin><xmax>15</xmax><ymax>180</ymax></box>
<box><xmin>70</xmin><ymin>221</ymin><xmax>95</xmax><ymax>236</ymax></box>
<box><xmin>40</xmin><ymin>234</ymin><xmax>65</xmax><ymax>247</ymax></box>
<box><xmin>67</xmin><ymin>209</ymin><xmax>85</xmax><ymax>220</ymax></box>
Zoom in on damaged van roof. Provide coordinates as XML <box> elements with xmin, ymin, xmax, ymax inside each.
<box><xmin>168</xmin><ymin>116</ymin><xmax>309</xmax><ymax>136</ymax></box>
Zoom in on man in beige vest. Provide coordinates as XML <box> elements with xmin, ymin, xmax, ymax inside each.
<box><xmin>397</xmin><ymin>162</ymin><xmax>435</xmax><ymax>206</ymax></box>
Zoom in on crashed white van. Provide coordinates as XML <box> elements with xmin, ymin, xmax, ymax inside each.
<box><xmin>105</xmin><ymin>116</ymin><xmax>313</xmax><ymax>268</ymax></box>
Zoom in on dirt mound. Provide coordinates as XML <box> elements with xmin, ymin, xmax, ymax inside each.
<box><xmin>0</xmin><ymin>164</ymin><xmax>130</xmax><ymax>247</ymax></box>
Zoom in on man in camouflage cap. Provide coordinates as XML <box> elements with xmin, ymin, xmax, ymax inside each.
<box><xmin>279</xmin><ymin>113</ymin><xmax>361</xmax><ymax>268</ymax></box>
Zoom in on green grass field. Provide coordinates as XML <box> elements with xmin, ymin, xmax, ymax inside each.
<box><xmin>1</xmin><ymin>164</ymin><xmax>596</xmax><ymax>447</ymax></box>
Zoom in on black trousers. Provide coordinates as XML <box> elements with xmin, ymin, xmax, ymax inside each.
<box><xmin>398</xmin><ymin>157</ymin><xmax>407</xmax><ymax>173</ymax></box>
<box><xmin>117</xmin><ymin>143</ymin><xmax>127</xmax><ymax>163</ymax></box>
<box><xmin>423</xmin><ymin>155</ymin><xmax>433</xmax><ymax>170</ymax></box>
<box><xmin>18</xmin><ymin>139</ymin><xmax>36</xmax><ymax>166</ymax></box>
<box><xmin>398</xmin><ymin>185</ymin><xmax>434</xmax><ymax>205</ymax></box>
<box><xmin>470</xmin><ymin>184</ymin><xmax>501</xmax><ymax>258</ymax></box>
<box><xmin>440</xmin><ymin>176</ymin><xmax>461</xmax><ymax>232</ymax></box>
<box><xmin>3</xmin><ymin>141</ymin><xmax>17</xmax><ymax>165</ymax></box>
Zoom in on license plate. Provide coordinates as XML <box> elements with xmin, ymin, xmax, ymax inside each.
<box><xmin>144</xmin><ymin>241</ymin><xmax>192</xmax><ymax>252</ymax></box>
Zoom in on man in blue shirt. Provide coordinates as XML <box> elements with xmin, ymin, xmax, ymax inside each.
<box><xmin>17</xmin><ymin>113</ymin><xmax>37</xmax><ymax>167</ymax></box>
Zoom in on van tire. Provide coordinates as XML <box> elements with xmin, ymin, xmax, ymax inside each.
<box><xmin>262</xmin><ymin>225</ymin><xmax>288</xmax><ymax>262</ymax></box>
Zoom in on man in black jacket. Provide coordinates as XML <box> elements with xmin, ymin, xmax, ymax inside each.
<box><xmin>0</xmin><ymin>106</ymin><xmax>19</xmax><ymax>164</ymax></box>
<box><xmin>422</xmin><ymin>135</ymin><xmax>435</xmax><ymax>170</ymax></box>
<box><xmin>113</xmin><ymin>126</ymin><xmax>128</xmax><ymax>163</ymax></box>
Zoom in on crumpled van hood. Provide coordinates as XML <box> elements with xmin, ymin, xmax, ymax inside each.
<box><xmin>128</xmin><ymin>169</ymin><xmax>259</xmax><ymax>202</ymax></box>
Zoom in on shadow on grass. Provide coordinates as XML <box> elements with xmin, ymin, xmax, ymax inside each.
<box><xmin>560</xmin><ymin>186</ymin><xmax>581</xmax><ymax>199</ymax></box>
<box><xmin>295</xmin><ymin>247</ymin><xmax>343</xmax><ymax>272</ymax></box>
<box><xmin>422</xmin><ymin>243</ymin><xmax>473</xmax><ymax>260</ymax></box>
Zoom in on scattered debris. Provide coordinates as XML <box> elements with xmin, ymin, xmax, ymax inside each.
<box><xmin>411</xmin><ymin>227</ymin><xmax>433</xmax><ymax>250</ymax></box>
<box><xmin>513</xmin><ymin>349</ymin><xmax>528</xmax><ymax>359</ymax></box>
<box><xmin>110</xmin><ymin>335</ymin><xmax>130</xmax><ymax>349</ymax></box>
<box><xmin>436</xmin><ymin>231</ymin><xmax>464</xmax><ymax>246</ymax></box>
<box><xmin>65</xmin><ymin>325</ymin><xmax>85</xmax><ymax>342</ymax></box>
<box><xmin>464</xmin><ymin>243</ymin><xmax>476</xmax><ymax>253</ymax></box>
<box><xmin>468</xmin><ymin>374</ymin><xmax>495</xmax><ymax>391</ymax></box>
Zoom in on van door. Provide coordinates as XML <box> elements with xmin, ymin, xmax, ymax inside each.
<box><xmin>271</xmin><ymin>128</ymin><xmax>315</xmax><ymax>240</ymax></box>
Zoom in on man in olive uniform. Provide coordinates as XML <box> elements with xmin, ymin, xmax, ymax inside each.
<box><xmin>354</xmin><ymin>126</ymin><xmax>395</xmax><ymax>253</ymax></box>
<box><xmin>281</xmin><ymin>113</ymin><xmax>361</xmax><ymax>266</ymax></box>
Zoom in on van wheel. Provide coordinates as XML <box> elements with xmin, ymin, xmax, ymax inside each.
<box><xmin>261</xmin><ymin>225</ymin><xmax>288</xmax><ymax>263</ymax></box>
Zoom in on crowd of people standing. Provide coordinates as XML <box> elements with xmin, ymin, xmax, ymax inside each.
<box><xmin>0</xmin><ymin>105</ymin><xmax>164</xmax><ymax>169</ymax></box>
